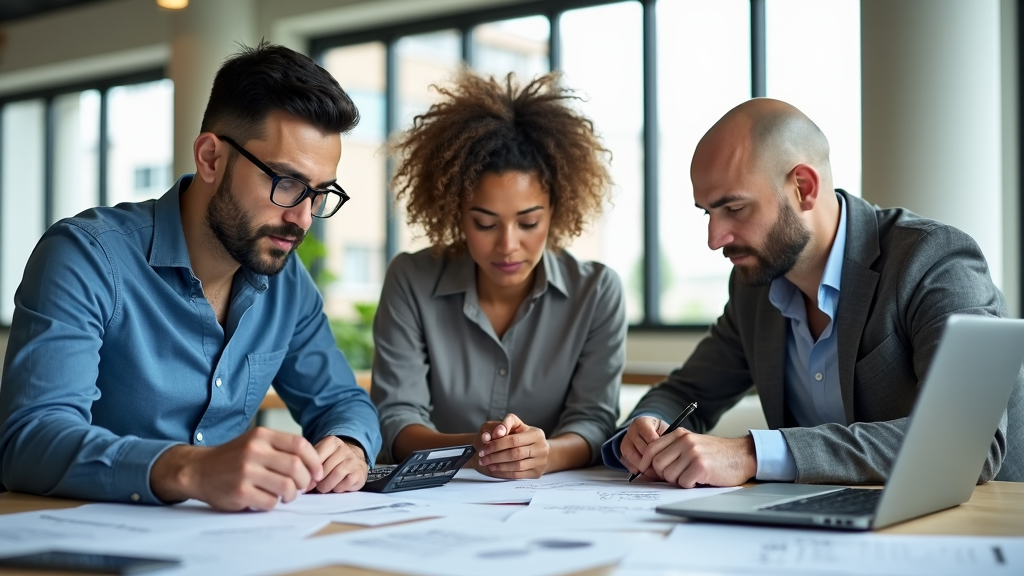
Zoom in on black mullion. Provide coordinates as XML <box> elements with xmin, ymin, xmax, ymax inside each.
<box><xmin>0</xmin><ymin>68</ymin><xmax>163</xmax><ymax>108</ymax></box>
<box><xmin>549</xmin><ymin>10</ymin><xmax>562</xmax><ymax>71</ymax></box>
<box><xmin>43</xmin><ymin>97</ymin><xmax>55</xmax><ymax>228</ymax></box>
<box><xmin>384</xmin><ymin>39</ymin><xmax>399</xmax><ymax>263</ymax></box>
<box><xmin>641</xmin><ymin>0</ymin><xmax>659</xmax><ymax>325</ymax></box>
<box><xmin>98</xmin><ymin>88</ymin><xmax>109</xmax><ymax>207</ymax></box>
<box><xmin>310</xmin><ymin>0</ymin><xmax>622</xmax><ymax>56</ymax></box>
<box><xmin>750</xmin><ymin>0</ymin><xmax>766</xmax><ymax>97</ymax></box>
<box><xmin>462</xmin><ymin>27</ymin><xmax>475</xmax><ymax>67</ymax></box>
<box><xmin>1019</xmin><ymin>0</ymin><xmax>1024</xmax><ymax>315</ymax></box>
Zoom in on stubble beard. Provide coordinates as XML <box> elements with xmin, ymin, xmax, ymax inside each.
<box><xmin>723</xmin><ymin>197</ymin><xmax>811</xmax><ymax>287</ymax></box>
<box><xmin>205</xmin><ymin>170</ymin><xmax>306</xmax><ymax>277</ymax></box>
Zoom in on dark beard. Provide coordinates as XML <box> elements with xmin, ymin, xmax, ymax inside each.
<box><xmin>723</xmin><ymin>197</ymin><xmax>811</xmax><ymax>287</ymax></box>
<box><xmin>205</xmin><ymin>170</ymin><xmax>306</xmax><ymax>276</ymax></box>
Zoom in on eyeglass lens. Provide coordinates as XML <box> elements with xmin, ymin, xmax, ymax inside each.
<box><xmin>271</xmin><ymin>177</ymin><xmax>341</xmax><ymax>217</ymax></box>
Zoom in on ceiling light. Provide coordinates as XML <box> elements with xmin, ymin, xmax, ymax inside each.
<box><xmin>156</xmin><ymin>0</ymin><xmax>189</xmax><ymax>9</ymax></box>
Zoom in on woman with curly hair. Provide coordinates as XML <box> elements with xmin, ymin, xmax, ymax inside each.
<box><xmin>370</xmin><ymin>70</ymin><xmax>626</xmax><ymax>478</ymax></box>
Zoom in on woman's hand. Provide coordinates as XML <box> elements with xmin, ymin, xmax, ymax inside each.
<box><xmin>475</xmin><ymin>413</ymin><xmax>550</xmax><ymax>479</ymax></box>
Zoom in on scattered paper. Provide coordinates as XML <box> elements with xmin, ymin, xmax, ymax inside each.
<box><xmin>313</xmin><ymin>516</ymin><xmax>651</xmax><ymax>576</ymax></box>
<box><xmin>331</xmin><ymin>499</ymin><xmax>520</xmax><ymax>526</ymax></box>
<box><xmin>618</xmin><ymin>524</ymin><xmax>1024</xmax><ymax>576</ymax></box>
<box><xmin>270</xmin><ymin>490</ymin><xmax>411</xmax><ymax>515</ymax></box>
<box><xmin>507</xmin><ymin>486</ymin><xmax>738</xmax><ymax>530</ymax></box>
<box><xmin>403</xmin><ymin>466</ymin><xmax>687</xmax><ymax>504</ymax></box>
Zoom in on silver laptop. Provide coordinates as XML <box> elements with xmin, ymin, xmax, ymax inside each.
<box><xmin>656</xmin><ymin>314</ymin><xmax>1024</xmax><ymax>531</ymax></box>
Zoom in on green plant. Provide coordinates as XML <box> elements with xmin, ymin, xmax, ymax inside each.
<box><xmin>329</xmin><ymin>303</ymin><xmax>377</xmax><ymax>370</ymax></box>
<box><xmin>296</xmin><ymin>234</ymin><xmax>377</xmax><ymax>370</ymax></box>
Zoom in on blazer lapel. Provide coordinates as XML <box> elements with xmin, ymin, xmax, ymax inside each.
<box><xmin>836</xmin><ymin>191</ymin><xmax>881</xmax><ymax>424</ymax></box>
<box><xmin>754</xmin><ymin>294</ymin><xmax>788</xmax><ymax>429</ymax></box>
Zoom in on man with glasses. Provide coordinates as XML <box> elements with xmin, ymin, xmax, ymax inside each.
<box><xmin>0</xmin><ymin>42</ymin><xmax>380</xmax><ymax>510</ymax></box>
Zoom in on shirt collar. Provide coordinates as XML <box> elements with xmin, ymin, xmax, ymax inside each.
<box><xmin>820</xmin><ymin>193</ymin><xmax>848</xmax><ymax>295</ymax></box>
<box><xmin>149</xmin><ymin>174</ymin><xmax>268</xmax><ymax>291</ymax></box>
<box><xmin>768</xmin><ymin>192</ymin><xmax>848</xmax><ymax>318</ymax></box>
<box><xmin>433</xmin><ymin>249</ymin><xmax>568</xmax><ymax>299</ymax></box>
<box><xmin>149</xmin><ymin>175</ymin><xmax>194</xmax><ymax>269</ymax></box>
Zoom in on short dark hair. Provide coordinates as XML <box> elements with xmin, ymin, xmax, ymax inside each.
<box><xmin>200</xmin><ymin>40</ymin><xmax>359</xmax><ymax>143</ymax></box>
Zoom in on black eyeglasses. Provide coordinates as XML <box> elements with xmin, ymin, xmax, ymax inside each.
<box><xmin>217</xmin><ymin>135</ymin><xmax>350</xmax><ymax>218</ymax></box>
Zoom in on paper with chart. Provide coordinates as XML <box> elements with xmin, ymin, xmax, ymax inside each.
<box><xmin>311</xmin><ymin>516</ymin><xmax>652</xmax><ymax>576</ymax></box>
<box><xmin>506</xmin><ymin>486</ymin><xmax>739</xmax><ymax>530</ymax></box>
<box><xmin>269</xmin><ymin>490</ymin><xmax>418</xmax><ymax>514</ymax></box>
<box><xmin>397</xmin><ymin>466</ymin><xmax>690</xmax><ymax>504</ymax></box>
<box><xmin>0</xmin><ymin>501</ymin><xmax>299</xmax><ymax>556</ymax></box>
<box><xmin>330</xmin><ymin>499</ymin><xmax>520</xmax><ymax>526</ymax></box>
<box><xmin>617</xmin><ymin>523</ymin><xmax>1024</xmax><ymax>576</ymax></box>
<box><xmin>52</xmin><ymin>534</ymin><xmax>338</xmax><ymax>576</ymax></box>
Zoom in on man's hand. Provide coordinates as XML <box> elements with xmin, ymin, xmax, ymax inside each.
<box><xmin>618</xmin><ymin>416</ymin><xmax>668</xmax><ymax>480</ymax></box>
<box><xmin>150</xmin><ymin>427</ymin><xmax>323</xmax><ymax>511</ymax></box>
<box><xmin>310</xmin><ymin>436</ymin><xmax>369</xmax><ymax>493</ymax></box>
<box><xmin>635</xmin><ymin>428</ymin><xmax>757</xmax><ymax>487</ymax></box>
<box><xmin>475</xmin><ymin>413</ymin><xmax>550</xmax><ymax>479</ymax></box>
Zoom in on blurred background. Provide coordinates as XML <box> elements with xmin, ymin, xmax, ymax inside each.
<box><xmin>0</xmin><ymin>0</ymin><xmax>1018</xmax><ymax>432</ymax></box>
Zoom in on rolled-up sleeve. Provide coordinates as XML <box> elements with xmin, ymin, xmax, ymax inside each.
<box><xmin>0</xmin><ymin>224</ymin><xmax>179</xmax><ymax>504</ymax></box>
<box><xmin>370</xmin><ymin>254</ymin><xmax>436</xmax><ymax>463</ymax></box>
<box><xmin>552</xmin><ymin>268</ymin><xmax>626</xmax><ymax>464</ymax></box>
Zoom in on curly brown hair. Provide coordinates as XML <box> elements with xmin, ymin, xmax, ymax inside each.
<box><xmin>389</xmin><ymin>69</ymin><xmax>612</xmax><ymax>255</ymax></box>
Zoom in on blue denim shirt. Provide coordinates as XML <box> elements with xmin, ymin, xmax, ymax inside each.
<box><xmin>0</xmin><ymin>176</ymin><xmax>380</xmax><ymax>504</ymax></box>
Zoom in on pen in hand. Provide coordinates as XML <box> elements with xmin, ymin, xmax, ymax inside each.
<box><xmin>628</xmin><ymin>401</ymin><xmax>698</xmax><ymax>483</ymax></box>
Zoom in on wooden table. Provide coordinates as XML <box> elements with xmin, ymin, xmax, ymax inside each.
<box><xmin>3</xmin><ymin>481</ymin><xmax>1022</xmax><ymax>575</ymax></box>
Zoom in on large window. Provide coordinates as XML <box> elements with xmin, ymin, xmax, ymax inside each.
<box><xmin>0</xmin><ymin>71</ymin><xmax>171</xmax><ymax>324</ymax></box>
<box><xmin>312</xmin><ymin>0</ymin><xmax>861</xmax><ymax>329</ymax></box>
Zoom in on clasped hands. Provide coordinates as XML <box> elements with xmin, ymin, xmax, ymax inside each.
<box><xmin>474</xmin><ymin>413</ymin><xmax>550</xmax><ymax>479</ymax></box>
<box><xmin>618</xmin><ymin>416</ymin><xmax>757</xmax><ymax>487</ymax></box>
<box><xmin>151</xmin><ymin>427</ymin><xmax>368</xmax><ymax>511</ymax></box>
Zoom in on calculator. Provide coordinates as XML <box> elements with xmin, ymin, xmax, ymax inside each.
<box><xmin>361</xmin><ymin>445</ymin><xmax>474</xmax><ymax>493</ymax></box>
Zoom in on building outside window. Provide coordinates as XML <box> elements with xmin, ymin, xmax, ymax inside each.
<box><xmin>0</xmin><ymin>72</ymin><xmax>170</xmax><ymax>324</ymax></box>
<box><xmin>313</xmin><ymin>0</ymin><xmax>861</xmax><ymax>328</ymax></box>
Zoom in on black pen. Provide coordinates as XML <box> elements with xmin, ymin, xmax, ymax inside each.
<box><xmin>628</xmin><ymin>401</ymin><xmax>698</xmax><ymax>482</ymax></box>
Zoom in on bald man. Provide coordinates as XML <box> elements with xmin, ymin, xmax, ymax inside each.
<box><xmin>602</xmin><ymin>98</ymin><xmax>1024</xmax><ymax>487</ymax></box>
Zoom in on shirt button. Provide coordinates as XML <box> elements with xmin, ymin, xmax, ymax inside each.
<box><xmin>130</xmin><ymin>493</ymin><xmax>140</xmax><ymax>502</ymax></box>
<box><xmin>498</xmin><ymin>367</ymin><xmax>507</xmax><ymax>376</ymax></box>
<box><xmin>815</xmin><ymin>373</ymin><xmax>824</xmax><ymax>381</ymax></box>
<box><xmin>196</xmin><ymin>432</ymin><xmax>204</xmax><ymax>442</ymax></box>
<box><xmin>215</xmin><ymin>378</ymin><xmax>222</xmax><ymax>388</ymax></box>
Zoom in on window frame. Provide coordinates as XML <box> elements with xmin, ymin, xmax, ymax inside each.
<box><xmin>310</xmin><ymin>0</ymin><xmax>767</xmax><ymax>329</ymax></box>
<box><xmin>0</xmin><ymin>67</ymin><xmax>165</xmax><ymax>328</ymax></box>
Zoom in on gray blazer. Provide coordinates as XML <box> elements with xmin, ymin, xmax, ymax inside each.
<box><xmin>631</xmin><ymin>190</ymin><xmax>1023</xmax><ymax>483</ymax></box>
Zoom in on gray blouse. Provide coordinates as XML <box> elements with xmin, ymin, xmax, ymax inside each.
<box><xmin>370</xmin><ymin>248</ymin><xmax>626</xmax><ymax>464</ymax></box>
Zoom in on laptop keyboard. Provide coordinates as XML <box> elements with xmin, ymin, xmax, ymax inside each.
<box><xmin>763</xmin><ymin>488</ymin><xmax>883</xmax><ymax>515</ymax></box>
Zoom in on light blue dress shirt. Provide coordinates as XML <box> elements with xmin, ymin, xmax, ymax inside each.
<box><xmin>602</xmin><ymin>195</ymin><xmax>848</xmax><ymax>481</ymax></box>
<box><xmin>750</xmin><ymin>194</ymin><xmax>847</xmax><ymax>480</ymax></box>
<box><xmin>0</xmin><ymin>176</ymin><xmax>381</xmax><ymax>504</ymax></box>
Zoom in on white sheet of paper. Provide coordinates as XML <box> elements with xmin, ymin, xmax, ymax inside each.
<box><xmin>270</xmin><ymin>490</ymin><xmax>417</xmax><ymax>514</ymax></box>
<box><xmin>53</xmin><ymin>536</ymin><xmax>337</xmax><ymax>576</ymax></box>
<box><xmin>330</xmin><ymin>499</ymin><xmax>520</xmax><ymax>526</ymax></box>
<box><xmin>403</xmin><ymin>466</ymin><xmax>681</xmax><ymax>504</ymax></box>
<box><xmin>310</xmin><ymin>516</ymin><xmax>649</xmax><ymax>576</ymax></box>
<box><xmin>506</xmin><ymin>486</ymin><xmax>738</xmax><ymax>530</ymax></box>
<box><xmin>0</xmin><ymin>502</ymin><xmax>254</xmax><ymax>556</ymax></box>
<box><xmin>619</xmin><ymin>523</ymin><xmax>1024</xmax><ymax>576</ymax></box>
